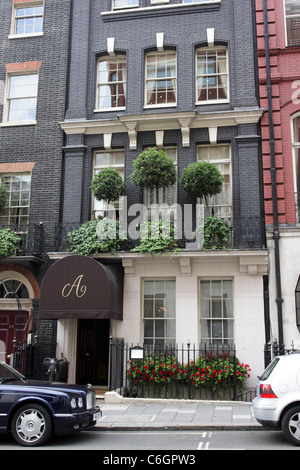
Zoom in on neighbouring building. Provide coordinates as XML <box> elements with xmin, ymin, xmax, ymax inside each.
<box><xmin>0</xmin><ymin>0</ymin><xmax>71</xmax><ymax>370</ymax></box>
<box><xmin>255</xmin><ymin>0</ymin><xmax>300</xmax><ymax>355</ymax></box>
<box><xmin>40</xmin><ymin>0</ymin><xmax>268</xmax><ymax>388</ymax></box>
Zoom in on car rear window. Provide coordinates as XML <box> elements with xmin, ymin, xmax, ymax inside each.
<box><xmin>260</xmin><ymin>358</ymin><xmax>280</xmax><ymax>380</ymax></box>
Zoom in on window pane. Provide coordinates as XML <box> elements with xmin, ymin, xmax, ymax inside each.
<box><xmin>143</xmin><ymin>280</ymin><xmax>175</xmax><ymax>346</ymax></box>
<box><xmin>196</xmin><ymin>48</ymin><xmax>228</xmax><ymax>102</ymax></box>
<box><xmin>15</xmin><ymin>5</ymin><xmax>44</xmax><ymax>35</ymax></box>
<box><xmin>197</xmin><ymin>145</ymin><xmax>231</xmax><ymax>217</ymax></box>
<box><xmin>0</xmin><ymin>174</ymin><xmax>31</xmax><ymax>225</ymax></box>
<box><xmin>146</xmin><ymin>53</ymin><xmax>176</xmax><ymax>106</ymax></box>
<box><xmin>113</xmin><ymin>0</ymin><xmax>139</xmax><ymax>9</ymax></box>
<box><xmin>285</xmin><ymin>0</ymin><xmax>300</xmax><ymax>45</ymax></box>
<box><xmin>200</xmin><ymin>280</ymin><xmax>233</xmax><ymax>344</ymax></box>
<box><xmin>97</xmin><ymin>56</ymin><xmax>126</xmax><ymax>109</ymax></box>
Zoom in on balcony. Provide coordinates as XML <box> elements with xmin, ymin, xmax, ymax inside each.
<box><xmin>0</xmin><ymin>223</ymin><xmax>44</xmax><ymax>258</ymax></box>
<box><xmin>53</xmin><ymin>216</ymin><xmax>265</xmax><ymax>253</ymax></box>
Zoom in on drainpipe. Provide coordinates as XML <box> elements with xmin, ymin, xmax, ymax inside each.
<box><xmin>263</xmin><ymin>0</ymin><xmax>284</xmax><ymax>354</ymax></box>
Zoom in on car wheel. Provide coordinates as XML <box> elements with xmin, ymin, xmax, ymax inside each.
<box><xmin>11</xmin><ymin>404</ymin><xmax>53</xmax><ymax>447</ymax></box>
<box><xmin>282</xmin><ymin>406</ymin><xmax>300</xmax><ymax>446</ymax></box>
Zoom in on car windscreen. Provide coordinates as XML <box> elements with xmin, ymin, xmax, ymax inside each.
<box><xmin>0</xmin><ymin>362</ymin><xmax>25</xmax><ymax>382</ymax></box>
<box><xmin>259</xmin><ymin>357</ymin><xmax>280</xmax><ymax>380</ymax></box>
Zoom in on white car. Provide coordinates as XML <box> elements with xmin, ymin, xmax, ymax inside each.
<box><xmin>252</xmin><ymin>354</ymin><xmax>300</xmax><ymax>446</ymax></box>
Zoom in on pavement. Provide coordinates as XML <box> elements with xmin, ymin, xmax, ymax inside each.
<box><xmin>95</xmin><ymin>396</ymin><xmax>261</xmax><ymax>431</ymax></box>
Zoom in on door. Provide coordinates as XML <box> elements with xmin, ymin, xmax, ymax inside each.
<box><xmin>76</xmin><ymin>319</ymin><xmax>109</xmax><ymax>385</ymax></box>
<box><xmin>0</xmin><ymin>311</ymin><xmax>28</xmax><ymax>362</ymax></box>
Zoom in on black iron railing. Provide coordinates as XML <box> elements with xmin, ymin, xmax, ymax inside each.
<box><xmin>53</xmin><ymin>216</ymin><xmax>265</xmax><ymax>252</ymax></box>
<box><xmin>109</xmin><ymin>340</ymin><xmax>253</xmax><ymax>401</ymax></box>
<box><xmin>0</xmin><ymin>223</ymin><xmax>44</xmax><ymax>257</ymax></box>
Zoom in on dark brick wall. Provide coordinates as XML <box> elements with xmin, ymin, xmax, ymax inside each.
<box><xmin>0</xmin><ymin>0</ymin><xmax>72</xmax><ymax>251</ymax></box>
<box><xmin>63</xmin><ymin>0</ymin><xmax>264</xmax><ymax>242</ymax></box>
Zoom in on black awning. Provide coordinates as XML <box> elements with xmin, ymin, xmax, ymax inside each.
<box><xmin>39</xmin><ymin>255</ymin><xmax>123</xmax><ymax>320</ymax></box>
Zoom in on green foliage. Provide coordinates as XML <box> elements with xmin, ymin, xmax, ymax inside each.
<box><xmin>131</xmin><ymin>219</ymin><xmax>178</xmax><ymax>257</ymax></box>
<box><xmin>180</xmin><ymin>160</ymin><xmax>224</xmax><ymax>202</ymax></box>
<box><xmin>131</xmin><ymin>147</ymin><xmax>177</xmax><ymax>190</ymax></box>
<box><xmin>90</xmin><ymin>167</ymin><xmax>125</xmax><ymax>203</ymax></box>
<box><xmin>0</xmin><ymin>184</ymin><xmax>8</xmax><ymax>214</ymax></box>
<box><xmin>66</xmin><ymin>219</ymin><xmax>127</xmax><ymax>255</ymax></box>
<box><xmin>202</xmin><ymin>217</ymin><xmax>233</xmax><ymax>249</ymax></box>
<box><xmin>0</xmin><ymin>228</ymin><xmax>21</xmax><ymax>258</ymax></box>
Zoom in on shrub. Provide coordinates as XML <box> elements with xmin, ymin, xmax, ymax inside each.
<box><xmin>180</xmin><ymin>160</ymin><xmax>224</xmax><ymax>204</ymax></box>
<box><xmin>202</xmin><ymin>217</ymin><xmax>233</xmax><ymax>249</ymax></box>
<box><xmin>0</xmin><ymin>228</ymin><xmax>21</xmax><ymax>258</ymax></box>
<box><xmin>131</xmin><ymin>147</ymin><xmax>177</xmax><ymax>192</ymax></box>
<box><xmin>66</xmin><ymin>219</ymin><xmax>127</xmax><ymax>255</ymax></box>
<box><xmin>131</xmin><ymin>219</ymin><xmax>178</xmax><ymax>257</ymax></box>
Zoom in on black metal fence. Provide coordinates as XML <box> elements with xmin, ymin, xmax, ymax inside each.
<box><xmin>0</xmin><ymin>223</ymin><xmax>44</xmax><ymax>257</ymax></box>
<box><xmin>53</xmin><ymin>216</ymin><xmax>265</xmax><ymax>253</ymax></box>
<box><xmin>12</xmin><ymin>340</ymin><xmax>57</xmax><ymax>381</ymax></box>
<box><xmin>109</xmin><ymin>340</ymin><xmax>253</xmax><ymax>401</ymax></box>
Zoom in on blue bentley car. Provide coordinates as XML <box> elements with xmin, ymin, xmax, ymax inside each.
<box><xmin>0</xmin><ymin>361</ymin><xmax>101</xmax><ymax>446</ymax></box>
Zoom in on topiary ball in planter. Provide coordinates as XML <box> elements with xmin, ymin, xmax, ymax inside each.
<box><xmin>131</xmin><ymin>147</ymin><xmax>176</xmax><ymax>190</ymax></box>
<box><xmin>180</xmin><ymin>160</ymin><xmax>224</xmax><ymax>201</ymax></box>
<box><xmin>90</xmin><ymin>167</ymin><xmax>125</xmax><ymax>203</ymax></box>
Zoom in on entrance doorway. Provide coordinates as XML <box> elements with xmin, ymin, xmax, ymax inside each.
<box><xmin>76</xmin><ymin>319</ymin><xmax>110</xmax><ymax>386</ymax></box>
<box><xmin>0</xmin><ymin>311</ymin><xmax>28</xmax><ymax>362</ymax></box>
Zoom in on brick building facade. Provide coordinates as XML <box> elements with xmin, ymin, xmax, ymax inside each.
<box><xmin>0</xmin><ymin>0</ymin><xmax>277</xmax><ymax>389</ymax></box>
<box><xmin>255</xmin><ymin>0</ymin><xmax>300</xmax><ymax>353</ymax></box>
<box><xmin>0</xmin><ymin>0</ymin><xmax>71</xmax><ymax>363</ymax></box>
<box><xmin>49</xmin><ymin>0</ymin><xmax>268</xmax><ymax>386</ymax></box>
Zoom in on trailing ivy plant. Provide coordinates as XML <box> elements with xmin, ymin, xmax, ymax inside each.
<box><xmin>66</xmin><ymin>218</ymin><xmax>127</xmax><ymax>256</ymax></box>
<box><xmin>0</xmin><ymin>228</ymin><xmax>21</xmax><ymax>258</ymax></box>
<box><xmin>0</xmin><ymin>183</ymin><xmax>8</xmax><ymax>214</ymax></box>
<box><xmin>130</xmin><ymin>147</ymin><xmax>177</xmax><ymax>202</ymax></box>
<box><xmin>131</xmin><ymin>219</ymin><xmax>178</xmax><ymax>257</ymax></box>
<box><xmin>202</xmin><ymin>217</ymin><xmax>233</xmax><ymax>250</ymax></box>
<box><xmin>90</xmin><ymin>167</ymin><xmax>125</xmax><ymax>209</ymax></box>
<box><xmin>180</xmin><ymin>160</ymin><xmax>224</xmax><ymax>207</ymax></box>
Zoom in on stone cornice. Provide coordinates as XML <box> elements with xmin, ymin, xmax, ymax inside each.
<box><xmin>59</xmin><ymin>108</ymin><xmax>264</xmax><ymax>149</ymax></box>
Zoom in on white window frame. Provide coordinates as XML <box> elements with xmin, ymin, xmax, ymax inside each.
<box><xmin>143</xmin><ymin>279</ymin><xmax>176</xmax><ymax>348</ymax></box>
<box><xmin>197</xmin><ymin>144</ymin><xmax>232</xmax><ymax>218</ymax></box>
<box><xmin>199</xmin><ymin>278</ymin><xmax>234</xmax><ymax>346</ymax></box>
<box><xmin>2</xmin><ymin>71</ymin><xmax>39</xmax><ymax>126</ymax></box>
<box><xmin>183</xmin><ymin>0</ymin><xmax>216</xmax><ymax>3</ymax></box>
<box><xmin>0</xmin><ymin>173</ymin><xmax>31</xmax><ymax>226</ymax></box>
<box><xmin>95</xmin><ymin>55</ymin><xmax>127</xmax><ymax>112</ymax></box>
<box><xmin>92</xmin><ymin>150</ymin><xmax>125</xmax><ymax>220</ymax></box>
<box><xmin>144</xmin><ymin>51</ymin><xmax>177</xmax><ymax>109</ymax></box>
<box><xmin>284</xmin><ymin>0</ymin><xmax>300</xmax><ymax>47</ymax></box>
<box><xmin>195</xmin><ymin>46</ymin><xmax>229</xmax><ymax>105</ymax></box>
<box><xmin>143</xmin><ymin>146</ymin><xmax>177</xmax><ymax>222</ymax></box>
<box><xmin>112</xmin><ymin>0</ymin><xmax>139</xmax><ymax>10</ymax></box>
<box><xmin>9</xmin><ymin>1</ymin><xmax>44</xmax><ymax>39</ymax></box>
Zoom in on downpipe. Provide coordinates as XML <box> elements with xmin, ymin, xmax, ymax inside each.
<box><xmin>263</xmin><ymin>0</ymin><xmax>284</xmax><ymax>354</ymax></box>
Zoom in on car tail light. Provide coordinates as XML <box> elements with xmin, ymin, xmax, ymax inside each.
<box><xmin>259</xmin><ymin>384</ymin><xmax>277</xmax><ymax>398</ymax></box>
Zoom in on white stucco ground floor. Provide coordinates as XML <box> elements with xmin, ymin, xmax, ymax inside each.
<box><xmin>54</xmin><ymin>250</ymin><xmax>269</xmax><ymax>389</ymax></box>
<box><xmin>267</xmin><ymin>227</ymin><xmax>300</xmax><ymax>353</ymax></box>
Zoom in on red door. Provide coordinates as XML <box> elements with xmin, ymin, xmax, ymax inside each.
<box><xmin>0</xmin><ymin>311</ymin><xmax>28</xmax><ymax>362</ymax></box>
